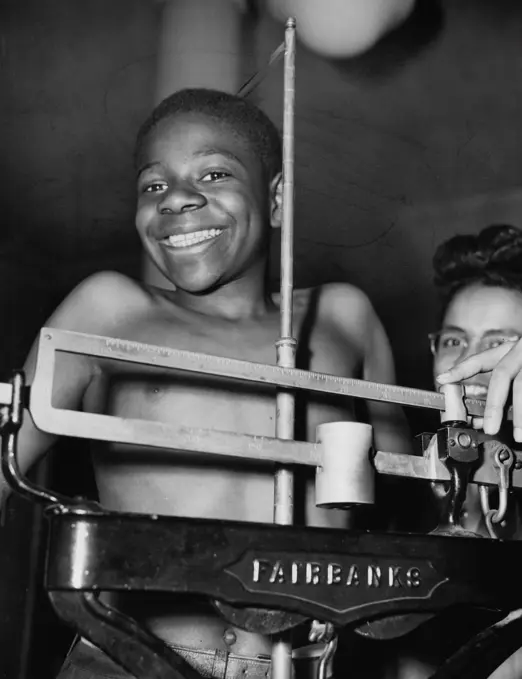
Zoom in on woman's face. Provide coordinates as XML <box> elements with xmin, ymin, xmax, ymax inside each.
<box><xmin>432</xmin><ymin>284</ymin><xmax>522</xmax><ymax>397</ymax></box>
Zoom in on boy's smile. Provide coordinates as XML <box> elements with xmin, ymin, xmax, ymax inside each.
<box><xmin>161</xmin><ymin>227</ymin><xmax>224</xmax><ymax>249</ymax></box>
<box><xmin>135</xmin><ymin>112</ymin><xmax>276</xmax><ymax>297</ymax></box>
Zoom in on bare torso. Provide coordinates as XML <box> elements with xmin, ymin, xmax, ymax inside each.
<box><xmin>77</xmin><ymin>283</ymin><xmax>362</xmax><ymax>652</ymax></box>
<box><xmin>16</xmin><ymin>272</ymin><xmax>408</xmax><ymax>654</ymax></box>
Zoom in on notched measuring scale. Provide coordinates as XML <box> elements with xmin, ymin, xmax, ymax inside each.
<box><xmin>2</xmin><ymin>17</ymin><xmax>522</xmax><ymax>679</ymax></box>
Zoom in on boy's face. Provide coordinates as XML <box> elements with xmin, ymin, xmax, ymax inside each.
<box><xmin>135</xmin><ymin>112</ymin><xmax>279</xmax><ymax>293</ymax></box>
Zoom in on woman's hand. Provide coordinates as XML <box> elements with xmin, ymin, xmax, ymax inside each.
<box><xmin>437</xmin><ymin>339</ymin><xmax>522</xmax><ymax>442</ymax></box>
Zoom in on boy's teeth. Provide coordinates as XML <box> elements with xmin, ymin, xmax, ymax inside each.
<box><xmin>166</xmin><ymin>228</ymin><xmax>223</xmax><ymax>248</ymax></box>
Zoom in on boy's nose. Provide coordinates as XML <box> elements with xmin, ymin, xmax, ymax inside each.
<box><xmin>158</xmin><ymin>184</ymin><xmax>207</xmax><ymax>214</ymax></box>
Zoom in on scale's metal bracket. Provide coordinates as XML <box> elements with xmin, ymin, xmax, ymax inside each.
<box><xmin>48</xmin><ymin>591</ymin><xmax>202</xmax><ymax>679</ymax></box>
<box><xmin>22</xmin><ymin>328</ymin><xmax>521</xmax><ymax>489</ymax></box>
<box><xmin>45</xmin><ymin>509</ymin><xmax>522</xmax><ymax>625</ymax></box>
<box><xmin>43</xmin><ymin>507</ymin><xmax>522</xmax><ymax>679</ymax></box>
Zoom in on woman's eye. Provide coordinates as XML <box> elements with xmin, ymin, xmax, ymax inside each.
<box><xmin>487</xmin><ymin>338</ymin><xmax>510</xmax><ymax>350</ymax></box>
<box><xmin>441</xmin><ymin>336</ymin><xmax>463</xmax><ymax>349</ymax></box>
<box><xmin>201</xmin><ymin>170</ymin><xmax>231</xmax><ymax>182</ymax></box>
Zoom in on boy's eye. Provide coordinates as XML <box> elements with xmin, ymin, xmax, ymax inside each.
<box><xmin>142</xmin><ymin>182</ymin><xmax>167</xmax><ymax>194</ymax></box>
<box><xmin>201</xmin><ymin>170</ymin><xmax>231</xmax><ymax>182</ymax></box>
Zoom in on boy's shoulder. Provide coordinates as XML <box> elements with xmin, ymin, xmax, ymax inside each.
<box><xmin>65</xmin><ymin>270</ymin><xmax>150</xmax><ymax>310</ymax></box>
<box><xmin>48</xmin><ymin>271</ymin><xmax>153</xmax><ymax>335</ymax></box>
<box><xmin>294</xmin><ymin>282</ymin><xmax>375</xmax><ymax>319</ymax></box>
<box><xmin>293</xmin><ymin>283</ymin><xmax>380</xmax><ymax>349</ymax></box>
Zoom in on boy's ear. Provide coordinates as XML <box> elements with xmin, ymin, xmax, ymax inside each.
<box><xmin>269</xmin><ymin>172</ymin><xmax>283</xmax><ymax>228</ymax></box>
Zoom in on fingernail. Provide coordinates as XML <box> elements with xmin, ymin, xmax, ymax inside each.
<box><xmin>483</xmin><ymin>419</ymin><xmax>496</xmax><ymax>435</ymax></box>
<box><xmin>515</xmin><ymin>428</ymin><xmax>522</xmax><ymax>443</ymax></box>
<box><xmin>436</xmin><ymin>373</ymin><xmax>450</xmax><ymax>383</ymax></box>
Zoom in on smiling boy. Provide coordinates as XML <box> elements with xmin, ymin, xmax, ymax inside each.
<box><xmin>5</xmin><ymin>89</ymin><xmax>410</xmax><ymax>678</ymax></box>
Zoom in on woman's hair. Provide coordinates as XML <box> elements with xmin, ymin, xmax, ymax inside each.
<box><xmin>433</xmin><ymin>224</ymin><xmax>522</xmax><ymax>313</ymax></box>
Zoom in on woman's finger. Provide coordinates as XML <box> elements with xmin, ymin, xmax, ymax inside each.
<box><xmin>436</xmin><ymin>344</ymin><xmax>513</xmax><ymax>385</ymax></box>
<box><xmin>482</xmin><ymin>366</ymin><xmax>513</xmax><ymax>435</ymax></box>
<box><xmin>513</xmin><ymin>373</ymin><xmax>522</xmax><ymax>442</ymax></box>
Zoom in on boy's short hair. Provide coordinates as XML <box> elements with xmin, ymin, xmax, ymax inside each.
<box><xmin>135</xmin><ymin>88</ymin><xmax>282</xmax><ymax>181</ymax></box>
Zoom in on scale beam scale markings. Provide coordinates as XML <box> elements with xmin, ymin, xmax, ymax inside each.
<box><xmin>30</xmin><ymin>328</ymin><xmax>495</xmax><ymax>416</ymax></box>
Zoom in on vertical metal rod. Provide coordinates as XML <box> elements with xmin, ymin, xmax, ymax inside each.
<box><xmin>272</xmin><ymin>17</ymin><xmax>297</xmax><ymax>679</ymax></box>
<box><xmin>279</xmin><ymin>18</ymin><xmax>296</xmax><ymax>345</ymax></box>
<box><xmin>274</xmin><ymin>16</ymin><xmax>297</xmax><ymax>525</ymax></box>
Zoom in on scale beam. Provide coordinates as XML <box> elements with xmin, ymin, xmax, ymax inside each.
<box><xmin>30</xmin><ymin>328</ymin><xmax>501</xmax><ymax>417</ymax></box>
<box><xmin>15</xmin><ymin>329</ymin><xmax>518</xmax><ymax>489</ymax></box>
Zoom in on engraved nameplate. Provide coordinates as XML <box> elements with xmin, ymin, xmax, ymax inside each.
<box><xmin>225</xmin><ymin>552</ymin><xmax>447</xmax><ymax>615</ymax></box>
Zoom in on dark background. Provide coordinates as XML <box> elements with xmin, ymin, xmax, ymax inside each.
<box><xmin>1</xmin><ymin>0</ymin><xmax>522</xmax><ymax>676</ymax></box>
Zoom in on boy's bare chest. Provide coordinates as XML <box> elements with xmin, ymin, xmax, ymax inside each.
<box><xmin>96</xmin><ymin>308</ymin><xmax>361</xmax><ymax>437</ymax></box>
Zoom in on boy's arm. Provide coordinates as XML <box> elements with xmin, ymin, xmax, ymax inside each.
<box><xmin>361</xmin><ymin>300</ymin><xmax>413</xmax><ymax>455</ymax></box>
<box><xmin>304</xmin><ymin>285</ymin><xmax>411</xmax><ymax>528</ymax></box>
<box><xmin>318</xmin><ymin>283</ymin><xmax>412</xmax><ymax>454</ymax></box>
<box><xmin>0</xmin><ymin>271</ymin><xmax>130</xmax><ymax>504</ymax></box>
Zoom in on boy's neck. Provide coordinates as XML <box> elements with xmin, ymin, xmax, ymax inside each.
<box><xmin>172</xmin><ymin>272</ymin><xmax>276</xmax><ymax>321</ymax></box>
